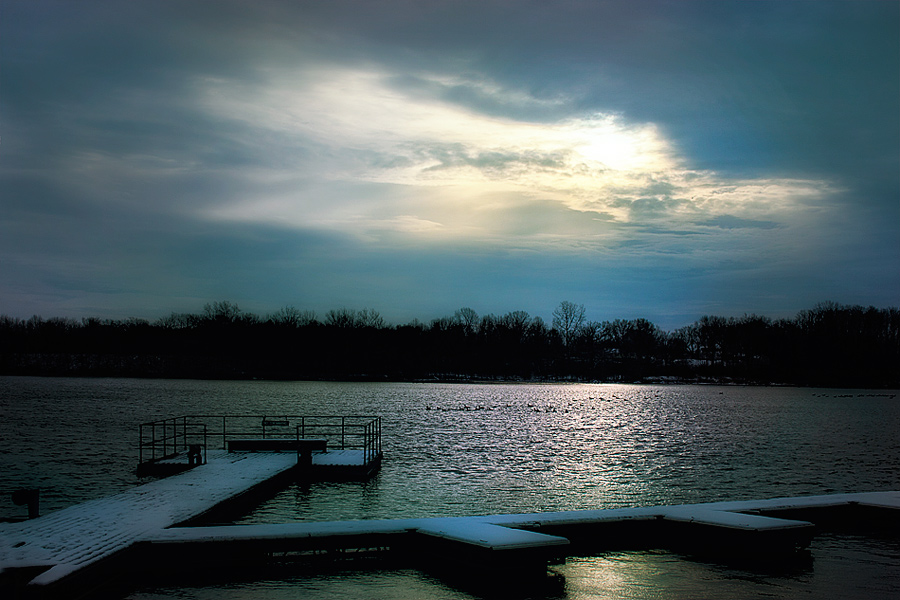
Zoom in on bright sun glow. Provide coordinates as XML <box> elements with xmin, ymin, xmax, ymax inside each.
<box><xmin>194</xmin><ymin>65</ymin><xmax>832</xmax><ymax>242</ymax></box>
<box><xmin>568</xmin><ymin>116</ymin><xmax>671</xmax><ymax>172</ymax></box>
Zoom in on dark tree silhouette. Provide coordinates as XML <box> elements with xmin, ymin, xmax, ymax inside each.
<box><xmin>552</xmin><ymin>301</ymin><xmax>586</xmax><ymax>347</ymax></box>
<box><xmin>0</xmin><ymin>301</ymin><xmax>897</xmax><ymax>386</ymax></box>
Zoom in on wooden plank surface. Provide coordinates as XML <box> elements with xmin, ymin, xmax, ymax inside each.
<box><xmin>3</xmin><ymin>469</ymin><xmax>897</xmax><ymax>591</ymax></box>
<box><xmin>0</xmin><ymin>452</ymin><xmax>298</xmax><ymax>586</ymax></box>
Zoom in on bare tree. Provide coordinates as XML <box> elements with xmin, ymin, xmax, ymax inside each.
<box><xmin>553</xmin><ymin>301</ymin><xmax>586</xmax><ymax>346</ymax></box>
<box><xmin>269</xmin><ymin>306</ymin><xmax>317</xmax><ymax>327</ymax></box>
<box><xmin>157</xmin><ymin>312</ymin><xmax>198</xmax><ymax>329</ymax></box>
<box><xmin>202</xmin><ymin>301</ymin><xmax>245</xmax><ymax>323</ymax></box>
<box><xmin>503</xmin><ymin>310</ymin><xmax>531</xmax><ymax>343</ymax></box>
<box><xmin>357</xmin><ymin>308</ymin><xmax>385</xmax><ymax>329</ymax></box>
<box><xmin>326</xmin><ymin>308</ymin><xmax>358</xmax><ymax>328</ymax></box>
<box><xmin>325</xmin><ymin>308</ymin><xmax>385</xmax><ymax>329</ymax></box>
<box><xmin>454</xmin><ymin>307</ymin><xmax>479</xmax><ymax>335</ymax></box>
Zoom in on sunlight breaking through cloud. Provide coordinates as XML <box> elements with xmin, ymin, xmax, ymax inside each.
<box><xmin>194</xmin><ymin>66</ymin><xmax>833</xmax><ymax>247</ymax></box>
<box><xmin>1</xmin><ymin>0</ymin><xmax>895</xmax><ymax>325</ymax></box>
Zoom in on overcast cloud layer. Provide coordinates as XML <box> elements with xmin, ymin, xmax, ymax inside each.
<box><xmin>2</xmin><ymin>1</ymin><xmax>898</xmax><ymax>328</ymax></box>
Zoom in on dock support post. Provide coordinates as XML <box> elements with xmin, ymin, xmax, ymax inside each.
<box><xmin>188</xmin><ymin>444</ymin><xmax>203</xmax><ymax>466</ymax></box>
<box><xmin>12</xmin><ymin>488</ymin><xmax>40</xmax><ymax>519</ymax></box>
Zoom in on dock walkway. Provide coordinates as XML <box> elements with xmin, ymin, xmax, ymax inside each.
<box><xmin>147</xmin><ymin>490</ymin><xmax>900</xmax><ymax>551</ymax></box>
<box><xmin>4</xmin><ymin>479</ymin><xmax>899</xmax><ymax>597</ymax></box>
<box><xmin>0</xmin><ymin>451</ymin><xmax>302</xmax><ymax>587</ymax></box>
<box><xmin>2</xmin><ymin>413</ymin><xmax>384</xmax><ymax>595</ymax></box>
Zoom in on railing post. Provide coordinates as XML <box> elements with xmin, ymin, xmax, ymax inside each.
<box><xmin>222</xmin><ymin>416</ymin><xmax>227</xmax><ymax>450</ymax></box>
<box><xmin>341</xmin><ymin>416</ymin><xmax>346</xmax><ymax>450</ymax></box>
<box><xmin>139</xmin><ymin>424</ymin><xmax>144</xmax><ymax>464</ymax></box>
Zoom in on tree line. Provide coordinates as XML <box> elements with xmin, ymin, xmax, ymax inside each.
<box><xmin>1</xmin><ymin>301</ymin><xmax>898</xmax><ymax>387</ymax></box>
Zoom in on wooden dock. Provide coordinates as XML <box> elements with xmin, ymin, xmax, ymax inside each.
<box><xmin>144</xmin><ymin>490</ymin><xmax>900</xmax><ymax>557</ymax></box>
<box><xmin>3</xmin><ymin>482</ymin><xmax>899</xmax><ymax>598</ymax></box>
<box><xmin>0</xmin><ymin>452</ymin><xmax>299</xmax><ymax>589</ymax></box>
<box><xmin>0</xmin><ymin>427</ymin><xmax>382</xmax><ymax>597</ymax></box>
<box><xmin>1</xmin><ymin>415</ymin><xmax>898</xmax><ymax>597</ymax></box>
<box><xmin>135</xmin><ymin>414</ymin><xmax>383</xmax><ymax>478</ymax></box>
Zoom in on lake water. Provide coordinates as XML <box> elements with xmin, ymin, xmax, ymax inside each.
<box><xmin>1</xmin><ymin>377</ymin><xmax>899</xmax><ymax>598</ymax></box>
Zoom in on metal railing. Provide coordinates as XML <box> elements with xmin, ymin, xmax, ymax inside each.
<box><xmin>137</xmin><ymin>416</ymin><xmax>208</xmax><ymax>464</ymax></box>
<box><xmin>138</xmin><ymin>415</ymin><xmax>381</xmax><ymax>467</ymax></box>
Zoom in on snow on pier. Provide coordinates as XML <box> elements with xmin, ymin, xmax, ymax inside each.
<box><xmin>0</xmin><ymin>451</ymin><xmax>301</xmax><ymax>586</ymax></box>
<box><xmin>0</xmin><ymin>444</ymin><xmax>379</xmax><ymax>588</ymax></box>
<box><xmin>132</xmin><ymin>489</ymin><xmax>900</xmax><ymax>590</ymax></box>
<box><xmin>2</xmin><ymin>446</ymin><xmax>899</xmax><ymax>598</ymax></box>
<box><xmin>146</xmin><ymin>490</ymin><xmax>900</xmax><ymax>552</ymax></box>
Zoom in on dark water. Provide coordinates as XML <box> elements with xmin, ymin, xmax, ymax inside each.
<box><xmin>1</xmin><ymin>377</ymin><xmax>899</xmax><ymax>598</ymax></box>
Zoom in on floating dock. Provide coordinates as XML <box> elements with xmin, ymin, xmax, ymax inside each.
<box><xmin>1</xmin><ymin>414</ymin><xmax>898</xmax><ymax>598</ymax></box>
<box><xmin>4</xmin><ymin>486</ymin><xmax>900</xmax><ymax>598</ymax></box>
<box><xmin>142</xmin><ymin>490</ymin><xmax>900</xmax><ymax>562</ymax></box>
<box><xmin>0</xmin><ymin>414</ymin><xmax>383</xmax><ymax>597</ymax></box>
<box><xmin>135</xmin><ymin>414</ymin><xmax>382</xmax><ymax>479</ymax></box>
<box><xmin>0</xmin><ymin>451</ymin><xmax>300</xmax><ymax>589</ymax></box>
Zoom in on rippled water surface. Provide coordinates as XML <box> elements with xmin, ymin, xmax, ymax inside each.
<box><xmin>2</xmin><ymin>377</ymin><xmax>899</xmax><ymax>598</ymax></box>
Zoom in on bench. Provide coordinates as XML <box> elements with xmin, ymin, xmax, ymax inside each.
<box><xmin>227</xmin><ymin>438</ymin><xmax>327</xmax><ymax>467</ymax></box>
<box><xmin>227</xmin><ymin>438</ymin><xmax>327</xmax><ymax>453</ymax></box>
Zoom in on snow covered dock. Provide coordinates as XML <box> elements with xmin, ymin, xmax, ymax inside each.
<box><xmin>136</xmin><ymin>414</ymin><xmax>383</xmax><ymax>478</ymax></box>
<box><xmin>0</xmin><ymin>452</ymin><xmax>300</xmax><ymax>587</ymax></box>
<box><xmin>145</xmin><ymin>490</ymin><xmax>900</xmax><ymax>558</ymax></box>
<box><xmin>3</xmin><ymin>487</ymin><xmax>899</xmax><ymax>598</ymax></box>
<box><xmin>0</xmin><ymin>440</ymin><xmax>381</xmax><ymax>595</ymax></box>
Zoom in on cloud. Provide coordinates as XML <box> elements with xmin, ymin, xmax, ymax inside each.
<box><xmin>0</xmin><ymin>0</ymin><xmax>895</xmax><ymax>325</ymax></box>
<box><xmin>701</xmin><ymin>216</ymin><xmax>778</xmax><ymax>230</ymax></box>
<box><xmin>193</xmin><ymin>65</ymin><xmax>834</xmax><ymax>249</ymax></box>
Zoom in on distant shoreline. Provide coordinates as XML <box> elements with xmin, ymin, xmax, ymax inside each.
<box><xmin>1</xmin><ymin>366</ymin><xmax>898</xmax><ymax>391</ymax></box>
<box><xmin>3</xmin><ymin>302</ymin><xmax>898</xmax><ymax>388</ymax></box>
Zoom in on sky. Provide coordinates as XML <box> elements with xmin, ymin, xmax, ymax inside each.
<box><xmin>1</xmin><ymin>0</ymin><xmax>898</xmax><ymax>330</ymax></box>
